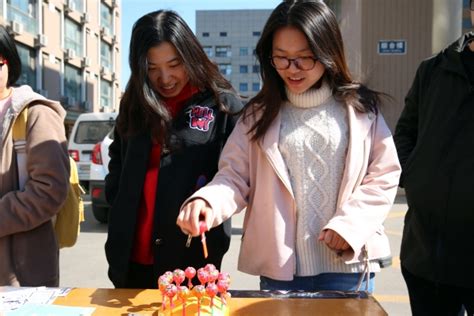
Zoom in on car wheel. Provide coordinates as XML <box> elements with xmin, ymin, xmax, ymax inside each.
<box><xmin>92</xmin><ymin>205</ymin><xmax>109</xmax><ymax>223</ymax></box>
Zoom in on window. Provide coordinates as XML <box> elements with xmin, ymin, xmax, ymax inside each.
<box><xmin>100</xmin><ymin>41</ymin><xmax>112</xmax><ymax>71</ymax></box>
<box><xmin>252</xmin><ymin>31</ymin><xmax>261</xmax><ymax>36</ymax></box>
<box><xmin>100</xmin><ymin>79</ymin><xmax>112</xmax><ymax>108</ymax></box>
<box><xmin>65</xmin><ymin>18</ymin><xmax>83</xmax><ymax>55</ymax></box>
<box><xmin>252</xmin><ymin>82</ymin><xmax>260</xmax><ymax>91</ymax></box>
<box><xmin>218</xmin><ymin>63</ymin><xmax>232</xmax><ymax>76</ymax></box>
<box><xmin>239</xmin><ymin>83</ymin><xmax>248</xmax><ymax>92</ymax></box>
<box><xmin>7</xmin><ymin>0</ymin><xmax>37</xmax><ymax>34</ymax></box>
<box><xmin>202</xmin><ymin>32</ymin><xmax>209</xmax><ymax>37</ymax></box>
<box><xmin>203</xmin><ymin>46</ymin><xmax>213</xmax><ymax>57</ymax></box>
<box><xmin>240</xmin><ymin>65</ymin><xmax>248</xmax><ymax>73</ymax></box>
<box><xmin>215</xmin><ymin>46</ymin><xmax>231</xmax><ymax>57</ymax></box>
<box><xmin>252</xmin><ymin>65</ymin><xmax>260</xmax><ymax>73</ymax></box>
<box><xmin>67</xmin><ymin>0</ymin><xmax>85</xmax><ymax>12</ymax></box>
<box><xmin>64</xmin><ymin>64</ymin><xmax>82</xmax><ymax>106</ymax></box>
<box><xmin>16</xmin><ymin>44</ymin><xmax>35</xmax><ymax>87</ymax></box>
<box><xmin>239</xmin><ymin>47</ymin><xmax>248</xmax><ymax>56</ymax></box>
<box><xmin>100</xmin><ymin>2</ymin><xmax>113</xmax><ymax>36</ymax></box>
<box><xmin>219</xmin><ymin>32</ymin><xmax>227</xmax><ymax>37</ymax></box>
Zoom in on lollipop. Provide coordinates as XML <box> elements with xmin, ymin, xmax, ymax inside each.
<box><xmin>173</xmin><ymin>269</ymin><xmax>186</xmax><ymax>286</ymax></box>
<box><xmin>158</xmin><ymin>275</ymin><xmax>170</xmax><ymax>311</ymax></box>
<box><xmin>217</xmin><ymin>272</ymin><xmax>231</xmax><ymax>284</ymax></box>
<box><xmin>177</xmin><ymin>286</ymin><xmax>190</xmax><ymax>316</ymax></box>
<box><xmin>204</xmin><ymin>263</ymin><xmax>217</xmax><ymax>273</ymax></box>
<box><xmin>217</xmin><ymin>279</ymin><xmax>230</xmax><ymax>307</ymax></box>
<box><xmin>206</xmin><ymin>282</ymin><xmax>218</xmax><ymax>309</ymax></box>
<box><xmin>197</xmin><ymin>268</ymin><xmax>209</xmax><ymax>285</ymax></box>
<box><xmin>185</xmin><ymin>266</ymin><xmax>196</xmax><ymax>288</ymax></box>
<box><xmin>163</xmin><ymin>271</ymin><xmax>174</xmax><ymax>283</ymax></box>
<box><xmin>193</xmin><ymin>285</ymin><xmax>206</xmax><ymax>316</ymax></box>
<box><xmin>165</xmin><ymin>284</ymin><xmax>178</xmax><ymax>309</ymax></box>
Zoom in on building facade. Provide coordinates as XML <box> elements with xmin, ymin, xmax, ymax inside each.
<box><xmin>196</xmin><ymin>9</ymin><xmax>271</xmax><ymax>100</ymax></box>
<box><xmin>0</xmin><ymin>0</ymin><xmax>121</xmax><ymax>135</ymax></box>
<box><xmin>196</xmin><ymin>1</ymin><xmax>462</xmax><ymax>132</ymax></box>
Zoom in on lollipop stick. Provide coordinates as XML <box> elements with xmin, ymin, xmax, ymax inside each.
<box><xmin>199</xmin><ymin>222</ymin><xmax>208</xmax><ymax>259</ymax></box>
<box><xmin>201</xmin><ymin>233</ymin><xmax>208</xmax><ymax>258</ymax></box>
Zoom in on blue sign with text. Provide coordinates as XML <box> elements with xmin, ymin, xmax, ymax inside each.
<box><xmin>378</xmin><ymin>40</ymin><xmax>406</xmax><ymax>55</ymax></box>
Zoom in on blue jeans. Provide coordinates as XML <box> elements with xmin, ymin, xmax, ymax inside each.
<box><xmin>260</xmin><ymin>273</ymin><xmax>375</xmax><ymax>293</ymax></box>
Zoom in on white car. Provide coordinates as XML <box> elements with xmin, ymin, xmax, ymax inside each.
<box><xmin>89</xmin><ymin>129</ymin><xmax>114</xmax><ymax>223</ymax></box>
<box><xmin>68</xmin><ymin>112</ymin><xmax>117</xmax><ymax>191</ymax></box>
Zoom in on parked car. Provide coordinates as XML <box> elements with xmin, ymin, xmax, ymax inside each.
<box><xmin>89</xmin><ymin>129</ymin><xmax>113</xmax><ymax>223</ymax></box>
<box><xmin>68</xmin><ymin>112</ymin><xmax>117</xmax><ymax>191</ymax></box>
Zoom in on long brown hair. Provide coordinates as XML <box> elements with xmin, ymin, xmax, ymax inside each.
<box><xmin>117</xmin><ymin>10</ymin><xmax>233</xmax><ymax>142</ymax></box>
<box><xmin>245</xmin><ymin>0</ymin><xmax>382</xmax><ymax>141</ymax></box>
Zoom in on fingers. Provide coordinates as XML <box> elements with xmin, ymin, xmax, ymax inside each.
<box><xmin>176</xmin><ymin>198</ymin><xmax>213</xmax><ymax>236</ymax></box>
<box><xmin>319</xmin><ymin>229</ymin><xmax>350</xmax><ymax>251</ymax></box>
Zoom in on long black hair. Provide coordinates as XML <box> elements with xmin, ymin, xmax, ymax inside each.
<box><xmin>117</xmin><ymin>10</ymin><xmax>233</xmax><ymax>142</ymax></box>
<box><xmin>0</xmin><ymin>25</ymin><xmax>21</xmax><ymax>87</ymax></box>
<box><xmin>245</xmin><ymin>0</ymin><xmax>383</xmax><ymax>141</ymax></box>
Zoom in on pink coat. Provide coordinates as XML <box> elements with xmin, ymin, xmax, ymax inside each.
<box><xmin>189</xmin><ymin>103</ymin><xmax>401</xmax><ymax>281</ymax></box>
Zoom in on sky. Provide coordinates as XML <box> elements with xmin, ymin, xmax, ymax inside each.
<box><xmin>120</xmin><ymin>0</ymin><xmax>282</xmax><ymax>90</ymax></box>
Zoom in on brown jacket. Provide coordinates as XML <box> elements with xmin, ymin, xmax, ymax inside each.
<box><xmin>0</xmin><ymin>85</ymin><xmax>69</xmax><ymax>286</ymax></box>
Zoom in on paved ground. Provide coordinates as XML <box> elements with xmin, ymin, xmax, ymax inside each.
<box><xmin>60</xmin><ymin>194</ymin><xmax>410</xmax><ymax>315</ymax></box>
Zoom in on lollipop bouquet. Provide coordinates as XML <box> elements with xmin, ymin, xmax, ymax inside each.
<box><xmin>158</xmin><ymin>264</ymin><xmax>231</xmax><ymax>316</ymax></box>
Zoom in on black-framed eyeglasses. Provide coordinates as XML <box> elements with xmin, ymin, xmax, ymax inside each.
<box><xmin>270</xmin><ymin>56</ymin><xmax>318</xmax><ymax>71</ymax></box>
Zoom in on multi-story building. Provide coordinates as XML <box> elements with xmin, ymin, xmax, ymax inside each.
<box><xmin>196</xmin><ymin>9</ymin><xmax>272</xmax><ymax>100</ymax></box>
<box><xmin>0</xmin><ymin>0</ymin><xmax>121</xmax><ymax>135</ymax></box>
<box><xmin>196</xmin><ymin>1</ymin><xmax>462</xmax><ymax>132</ymax></box>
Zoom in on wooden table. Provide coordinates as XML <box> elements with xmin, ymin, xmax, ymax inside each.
<box><xmin>54</xmin><ymin>288</ymin><xmax>388</xmax><ymax>315</ymax></box>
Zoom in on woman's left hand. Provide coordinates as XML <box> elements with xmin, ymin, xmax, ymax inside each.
<box><xmin>318</xmin><ymin>229</ymin><xmax>351</xmax><ymax>252</ymax></box>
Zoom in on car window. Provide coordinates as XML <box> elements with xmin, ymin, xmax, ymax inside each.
<box><xmin>74</xmin><ymin>120</ymin><xmax>115</xmax><ymax>144</ymax></box>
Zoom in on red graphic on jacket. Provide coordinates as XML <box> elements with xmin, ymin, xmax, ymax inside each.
<box><xmin>189</xmin><ymin>106</ymin><xmax>215</xmax><ymax>132</ymax></box>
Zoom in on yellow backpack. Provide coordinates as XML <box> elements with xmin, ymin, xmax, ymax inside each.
<box><xmin>13</xmin><ymin>107</ymin><xmax>85</xmax><ymax>248</ymax></box>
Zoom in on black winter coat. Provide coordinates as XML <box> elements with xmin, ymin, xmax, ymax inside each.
<box><xmin>394</xmin><ymin>32</ymin><xmax>474</xmax><ymax>289</ymax></box>
<box><xmin>105</xmin><ymin>90</ymin><xmax>242</xmax><ymax>288</ymax></box>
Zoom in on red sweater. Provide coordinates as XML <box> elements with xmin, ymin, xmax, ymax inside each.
<box><xmin>131</xmin><ymin>84</ymin><xmax>199</xmax><ymax>264</ymax></box>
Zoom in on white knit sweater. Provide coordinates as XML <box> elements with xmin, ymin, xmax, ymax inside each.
<box><xmin>279</xmin><ymin>82</ymin><xmax>380</xmax><ymax>276</ymax></box>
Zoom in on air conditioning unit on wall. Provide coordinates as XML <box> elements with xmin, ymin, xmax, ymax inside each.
<box><xmin>9</xmin><ymin>21</ymin><xmax>23</xmax><ymax>36</ymax></box>
<box><xmin>81</xmin><ymin>57</ymin><xmax>91</xmax><ymax>68</ymax></box>
<box><xmin>65</xmin><ymin>48</ymin><xmax>75</xmax><ymax>60</ymax></box>
<box><xmin>81</xmin><ymin>13</ymin><xmax>90</xmax><ymax>24</ymax></box>
<box><xmin>35</xmin><ymin>34</ymin><xmax>48</xmax><ymax>48</ymax></box>
<box><xmin>65</xmin><ymin>0</ymin><xmax>76</xmax><ymax>12</ymax></box>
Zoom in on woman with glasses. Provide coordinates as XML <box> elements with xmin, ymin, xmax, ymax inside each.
<box><xmin>177</xmin><ymin>0</ymin><xmax>400</xmax><ymax>292</ymax></box>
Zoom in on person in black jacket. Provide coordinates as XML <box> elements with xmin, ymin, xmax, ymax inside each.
<box><xmin>104</xmin><ymin>10</ymin><xmax>242</xmax><ymax>289</ymax></box>
<box><xmin>394</xmin><ymin>2</ymin><xmax>474</xmax><ymax>314</ymax></box>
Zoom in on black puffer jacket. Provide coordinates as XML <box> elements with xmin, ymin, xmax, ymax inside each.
<box><xmin>394</xmin><ymin>32</ymin><xmax>474</xmax><ymax>289</ymax></box>
<box><xmin>105</xmin><ymin>89</ymin><xmax>242</xmax><ymax>288</ymax></box>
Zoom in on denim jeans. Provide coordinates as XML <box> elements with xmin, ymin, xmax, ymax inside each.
<box><xmin>260</xmin><ymin>272</ymin><xmax>375</xmax><ymax>293</ymax></box>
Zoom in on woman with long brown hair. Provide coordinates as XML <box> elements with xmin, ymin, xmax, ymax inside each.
<box><xmin>178</xmin><ymin>0</ymin><xmax>400</xmax><ymax>292</ymax></box>
<box><xmin>105</xmin><ymin>10</ymin><xmax>242</xmax><ymax>288</ymax></box>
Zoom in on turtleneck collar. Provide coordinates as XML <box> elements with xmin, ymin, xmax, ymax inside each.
<box><xmin>285</xmin><ymin>81</ymin><xmax>332</xmax><ymax>108</ymax></box>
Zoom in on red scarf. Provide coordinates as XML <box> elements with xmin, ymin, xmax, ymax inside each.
<box><xmin>131</xmin><ymin>82</ymin><xmax>199</xmax><ymax>264</ymax></box>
